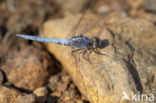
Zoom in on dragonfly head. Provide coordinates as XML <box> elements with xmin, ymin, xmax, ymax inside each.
<box><xmin>92</xmin><ymin>37</ymin><xmax>102</xmax><ymax>49</ymax></box>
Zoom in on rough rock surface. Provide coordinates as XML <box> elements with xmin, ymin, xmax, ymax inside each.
<box><xmin>48</xmin><ymin>72</ymin><xmax>83</xmax><ymax>103</ymax></box>
<box><xmin>56</xmin><ymin>0</ymin><xmax>89</xmax><ymax>13</ymax></box>
<box><xmin>0</xmin><ymin>85</ymin><xmax>36</xmax><ymax>103</ymax></box>
<box><xmin>0</xmin><ymin>46</ymin><xmax>54</xmax><ymax>90</ymax></box>
<box><xmin>33</xmin><ymin>87</ymin><xmax>48</xmax><ymax>103</ymax></box>
<box><xmin>41</xmin><ymin>11</ymin><xmax>156</xmax><ymax>103</ymax></box>
<box><xmin>145</xmin><ymin>0</ymin><xmax>156</xmax><ymax>12</ymax></box>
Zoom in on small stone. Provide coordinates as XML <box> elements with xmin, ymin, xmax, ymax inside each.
<box><xmin>57</xmin><ymin>83</ymin><xmax>68</xmax><ymax>92</ymax></box>
<box><xmin>51</xmin><ymin>91</ymin><xmax>62</xmax><ymax>97</ymax></box>
<box><xmin>33</xmin><ymin>87</ymin><xmax>48</xmax><ymax>97</ymax></box>
<box><xmin>33</xmin><ymin>87</ymin><xmax>48</xmax><ymax>103</ymax></box>
<box><xmin>63</xmin><ymin>91</ymin><xmax>72</xmax><ymax>101</ymax></box>
<box><xmin>48</xmin><ymin>75</ymin><xmax>59</xmax><ymax>91</ymax></box>
<box><xmin>46</xmin><ymin>96</ymin><xmax>62</xmax><ymax>103</ymax></box>
<box><xmin>61</xmin><ymin>74</ymin><xmax>70</xmax><ymax>83</ymax></box>
<box><xmin>36</xmin><ymin>96</ymin><xmax>47</xmax><ymax>103</ymax></box>
<box><xmin>15</xmin><ymin>94</ymin><xmax>36</xmax><ymax>103</ymax></box>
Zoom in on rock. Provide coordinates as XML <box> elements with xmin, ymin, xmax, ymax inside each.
<box><xmin>48</xmin><ymin>72</ymin><xmax>71</xmax><ymax>92</ymax></box>
<box><xmin>33</xmin><ymin>87</ymin><xmax>48</xmax><ymax>96</ymax></box>
<box><xmin>15</xmin><ymin>94</ymin><xmax>36</xmax><ymax>103</ymax></box>
<box><xmin>127</xmin><ymin>0</ymin><xmax>144</xmax><ymax>16</ymax></box>
<box><xmin>41</xmin><ymin>11</ymin><xmax>156</xmax><ymax>103</ymax></box>
<box><xmin>0</xmin><ymin>46</ymin><xmax>54</xmax><ymax>90</ymax></box>
<box><xmin>48</xmin><ymin>75</ymin><xmax>60</xmax><ymax>91</ymax></box>
<box><xmin>62</xmin><ymin>86</ymin><xmax>80</xmax><ymax>103</ymax></box>
<box><xmin>63</xmin><ymin>89</ymin><xmax>75</xmax><ymax>101</ymax></box>
<box><xmin>46</xmin><ymin>96</ymin><xmax>62</xmax><ymax>103</ymax></box>
<box><xmin>49</xmin><ymin>72</ymin><xmax>83</xmax><ymax>102</ymax></box>
<box><xmin>0</xmin><ymin>85</ymin><xmax>36</xmax><ymax>103</ymax></box>
<box><xmin>61</xmin><ymin>74</ymin><xmax>70</xmax><ymax>83</ymax></box>
<box><xmin>51</xmin><ymin>91</ymin><xmax>62</xmax><ymax>97</ymax></box>
<box><xmin>106</xmin><ymin>16</ymin><xmax>156</xmax><ymax>95</ymax></box>
<box><xmin>145</xmin><ymin>0</ymin><xmax>156</xmax><ymax>12</ymax></box>
<box><xmin>33</xmin><ymin>87</ymin><xmax>48</xmax><ymax>103</ymax></box>
<box><xmin>0</xmin><ymin>85</ymin><xmax>20</xmax><ymax>103</ymax></box>
<box><xmin>135</xmin><ymin>10</ymin><xmax>156</xmax><ymax>24</ymax></box>
<box><xmin>57</xmin><ymin>82</ymin><xmax>68</xmax><ymax>92</ymax></box>
<box><xmin>56</xmin><ymin>0</ymin><xmax>90</xmax><ymax>13</ymax></box>
<box><xmin>57</xmin><ymin>73</ymin><xmax>70</xmax><ymax>92</ymax></box>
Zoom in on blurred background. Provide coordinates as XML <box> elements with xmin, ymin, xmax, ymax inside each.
<box><xmin>0</xmin><ymin>0</ymin><xmax>156</xmax><ymax>49</ymax></box>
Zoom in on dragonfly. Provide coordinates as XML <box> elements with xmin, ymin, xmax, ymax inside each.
<box><xmin>16</xmin><ymin>33</ymin><xmax>106</xmax><ymax>60</ymax></box>
<box><xmin>16</xmin><ymin>2</ymin><xmax>109</xmax><ymax>60</ymax></box>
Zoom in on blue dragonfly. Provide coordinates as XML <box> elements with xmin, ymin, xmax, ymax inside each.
<box><xmin>16</xmin><ymin>33</ymin><xmax>106</xmax><ymax>60</ymax></box>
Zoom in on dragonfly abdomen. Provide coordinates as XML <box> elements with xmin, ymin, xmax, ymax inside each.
<box><xmin>16</xmin><ymin>34</ymin><xmax>70</xmax><ymax>46</ymax></box>
<box><xmin>16</xmin><ymin>34</ymin><xmax>94</xmax><ymax>49</ymax></box>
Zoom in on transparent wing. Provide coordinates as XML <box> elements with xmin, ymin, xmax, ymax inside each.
<box><xmin>67</xmin><ymin>3</ymin><xmax>94</xmax><ymax>65</ymax></box>
<box><xmin>67</xmin><ymin>2</ymin><xmax>102</xmax><ymax>84</ymax></box>
<box><xmin>68</xmin><ymin>6</ymin><xmax>114</xmax><ymax>94</ymax></box>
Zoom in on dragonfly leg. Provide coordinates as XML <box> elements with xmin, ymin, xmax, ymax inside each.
<box><xmin>93</xmin><ymin>49</ymin><xmax>108</xmax><ymax>56</ymax></box>
<box><xmin>82</xmin><ymin>49</ymin><xmax>90</xmax><ymax>61</ymax></box>
<box><xmin>89</xmin><ymin>49</ymin><xmax>94</xmax><ymax>54</ymax></box>
<box><xmin>79</xmin><ymin>32</ymin><xmax>86</xmax><ymax>36</ymax></box>
<box><xmin>71</xmin><ymin>49</ymin><xmax>83</xmax><ymax>54</ymax></box>
<box><xmin>78</xmin><ymin>32</ymin><xmax>88</xmax><ymax>37</ymax></box>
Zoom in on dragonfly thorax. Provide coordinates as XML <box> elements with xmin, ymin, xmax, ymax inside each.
<box><xmin>92</xmin><ymin>37</ymin><xmax>102</xmax><ymax>49</ymax></box>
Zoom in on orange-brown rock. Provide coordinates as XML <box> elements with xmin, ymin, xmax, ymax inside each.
<box><xmin>33</xmin><ymin>87</ymin><xmax>48</xmax><ymax>103</ymax></box>
<box><xmin>0</xmin><ymin>86</ymin><xmax>36</xmax><ymax>103</ymax></box>
<box><xmin>40</xmin><ymin>11</ymin><xmax>156</xmax><ymax>103</ymax></box>
<box><xmin>56</xmin><ymin>0</ymin><xmax>90</xmax><ymax>13</ymax></box>
<box><xmin>0</xmin><ymin>46</ymin><xmax>54</xmax><ymax>90</ymax></box>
